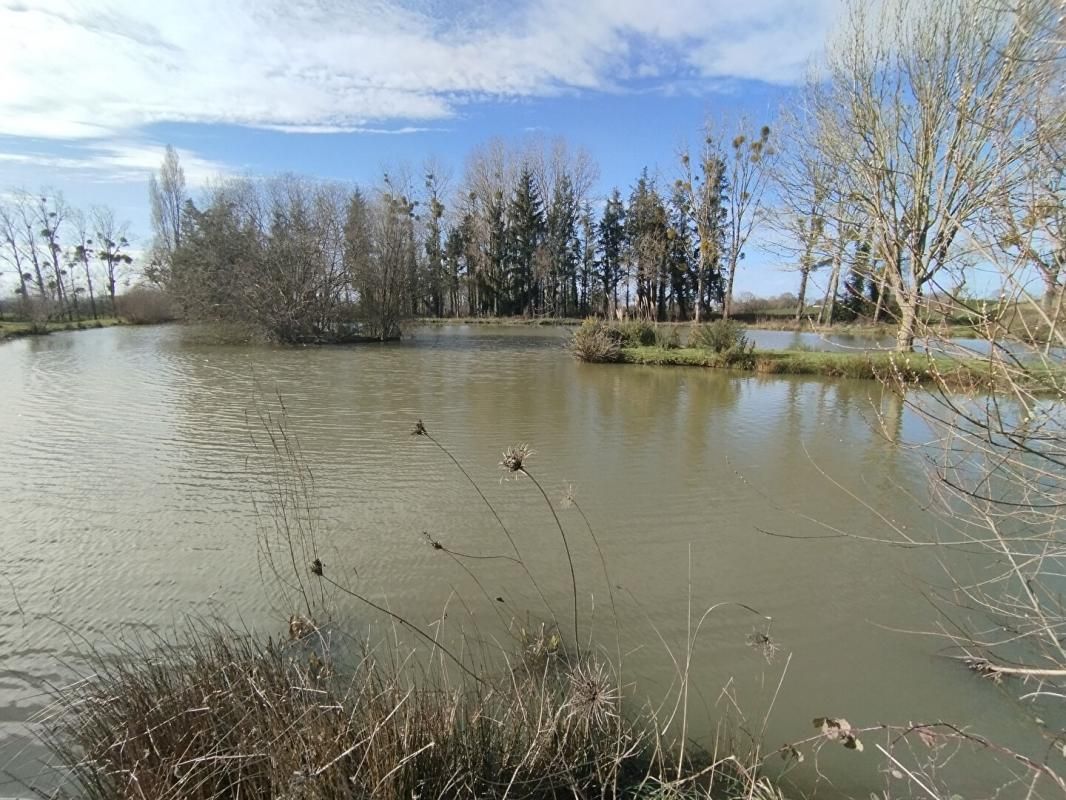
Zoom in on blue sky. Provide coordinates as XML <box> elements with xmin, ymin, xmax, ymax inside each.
<box><xmin>0</xmin><ymin>0</ymin><xmax>843</xmax><ymax>296</ymax></box>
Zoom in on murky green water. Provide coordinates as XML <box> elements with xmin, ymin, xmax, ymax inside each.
<box><xmin>0</xmin><ymin>324</ymin><xmax>1050</xmax><ymax>796</ymax></box>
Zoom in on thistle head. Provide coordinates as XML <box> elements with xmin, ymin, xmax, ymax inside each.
<box><xmin>288</xmin><ymin>614</ymin><xmax>317</xmax><ymax>641</ymax></box>
<box><xmin>746</xmin><ymin>627</ymin><xmax>781</xmax><ymax>663</ymax></box>
<box><xmin>412</xmin><ymin>419</ymin><xmax>428</xmax><ymax>436</ymax></box>
<box><xmin>310</xmin><ymin>558</ymin><xmax>323</xmax><ymax>577</ymax></box>
<box><xmin>499</xmin><ymin>443</ymin><xmax>534</xmax><ymax>476</ymax></box>
<box><xmin>565</xmin><ymin>660</ymin><xmax>620</xmax><ymax>731</ymax></box>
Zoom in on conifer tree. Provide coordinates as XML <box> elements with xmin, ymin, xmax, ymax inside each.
<box><xmin>597</xmin><ymin>188</ymin><xmax>626</xmax><ymax>316</ymax></box>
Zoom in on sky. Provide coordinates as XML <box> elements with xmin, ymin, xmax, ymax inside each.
<box><xmin>0</xmin><ymin>0</ymin><xmax>845</xmax><ymax>296</ymax></box>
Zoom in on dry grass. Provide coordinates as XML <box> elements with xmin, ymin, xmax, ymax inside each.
<box><xmin>36</xmin><ymin>622</ymin><xmax>701</xmax><ymax>800</ymax></box>
<box><xmin>114</xmin><ymin>287</ymin><xmax>179</xmax><ymax>325</ymax></box>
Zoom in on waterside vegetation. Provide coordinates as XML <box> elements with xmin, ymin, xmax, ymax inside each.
<box><xmin>568</xmin><ymin>319</ymin><xmax>1064</xmax><ymax>392</ymax></box>
<box><xmin>34</xmin><ymin>418</ymin><xmax>790</xmax><ymax>800</ymax></box>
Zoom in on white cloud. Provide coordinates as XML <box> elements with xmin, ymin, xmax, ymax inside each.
<box><xmin>254</xmin><ymin>124</ymin><xmax>448</xmax><ymax>135</ymax></box>
<box><xmin>0</xmin><ymin>142</ymin><xmax>229</xmax><ymax>186</ymax></box>
<box><xmin>0</xmin><ymin>0</ymin><xmax>840</xmax><ymax>140</ymax></box>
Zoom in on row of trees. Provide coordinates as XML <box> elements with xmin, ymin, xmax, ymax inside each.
<box><xmin>148</xmin><ymin>130</ymin><xmax>778</xmax><ymax>339</ymax></box>
<box><xmin>0</xmin><ymin>191</ymin><xmax>133</xmax><ymax>322</ymax></box>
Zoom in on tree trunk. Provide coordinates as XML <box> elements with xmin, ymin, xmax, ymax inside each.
<box><xmin>895</xmin><ymin>296</ymin><xmax>917</xmax><ymax>352</ymax></box>
<box><xmin>107</xmin><ymin>263</ymin><xmax>117</xmax><ymax>313</ymax></box>
<box><xmin>1042</xmin><ymin>273</ymin><xmax>1062</xmax><ymax>314</ymax></box>
<box><xmin>723</xmin><ymin>257</ymin><xmax>737</xmax><ymax>320</ymax></box>
<box><xmin>872</xmin><ymin>270</ymin><xmax>889</xmax><ymax>323</ymax></box>
<box><xmin>795</xmin><ymin>267</ymin><xmax>810</xmax><ymax>322</ymax></box>
<box><xmin>52</xmin><ymin>261</ymin><xmax>71</xmax><ymax>320</ymax></box>
<box><xmin>31</xmin><ymin>257</ymin><xmax>47</xmax><ymax>300</ymax></box>
<box><xmin>12</xmin><ymin>250</ymin><xmax>28</xmax><ymax>306</ymax></box>
<box><xmin>695</xmin><ymin>266</ymin><xmax>703</xmax><ymax>324</ymax></box>
<box><xmin>82</xmin><ymin>255</ymin><xmax>98</xmax><ymax>319</ymax></box>
<box><xmin>820</xmin><ymin>254</ymin><xmax>841</xmax><ymax>326</ymax></box>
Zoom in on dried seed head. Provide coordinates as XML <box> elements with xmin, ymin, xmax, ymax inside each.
<box><xmin>499</xmin><ymin>443</ymin><xmax>534</xmax><ymax>476</ymax></box>
<box><xmin>561</xmin><ymin>484</ymin><xmax>577</xmax><ymax>510</ymax></box>
<box><xmin>412</xmin><ymin>420</ymin><xmax>428</xmax><ymax>436</ymax></box>
<box><xmin>746</xmin><ymin>627</ymin><xmax>781</xmax><ymax>663</ymax></box>
<box><xmin>565</xmin><ymin>660</ymin><xmax>620</xmax><ymax>731</ymax></box>
<box><xmin>288</xmin><ymin>614</ymin><xmax>317</xmax><ymax>641</ymax></box>
<box><xmin>310</xmin><ymin>558</ymin><xmax>323</xmax><ymax>577</ymax></box>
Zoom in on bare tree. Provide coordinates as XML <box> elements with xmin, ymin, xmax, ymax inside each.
<box><xmin>148</xmin><ymin>145</ymin><xmax>187</xmax><ymax>280</ymax></box>
<box><xmin>347</xmin><ymin>178</ymin><xmax>414</xmax><ymax>340</ymax></box>
<box><xmin>69</xmin><ymin>209</ymin><xmax>98</xmax><ymax>320</ymax></box>
<box><xmin>36</xmin><ymin>193</ymin><xmax>71</xmax><ymax>319</ymax></box>
<box><xmin>800</xmin><ymin>4</ymin><xmax>1066</xmax><ymax>794</ymax></box>
<box><xmin>720</xmin><ymin>121</ymin><xmax>775</xmax><ymax>320</ymax></box>
<box><xmin>771</xmin><ymin>114</ymin><xmax>835</xmax><ymax>321</ymax></box>
<box><xmin>675</xmin><ymin>137</ymin><xmax>728</xmax><ymax>323</ymax></box>
<box><xmin>803</xmin><ymin>0</ymin><xmax>1053</xmax><ymax>350</ymax></box>
<box><xmin>92</xmin><ymin>206</ymin><xmax>132</xmax><ymax>313</ymax></box>
<box><xmin>0</xmin><ymin>199</ymin><xmax>29</xmax><ymax>305</ymax></box>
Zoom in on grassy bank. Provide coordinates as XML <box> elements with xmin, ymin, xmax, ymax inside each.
<box><xmin>0</xmin><ymin>315</ymin><xmax>128</xmax><ymax>342</ymax></box>
<box><xmin>569</xmin><ymin>319</ymin><xmax>1062</xmax><ymax>391</ymax></box>
<box><xmin>416</xmin><ymin>314</ymin><xmax>976</xmax><ymax>335</ymax></box>
<box><xmin>618</xmin><ymin>346</ymin><xmax>988</xmax><ymax>385</ymax></box>
<box><xmin>420</xmin><ymin>315</ymin><xmax>585</xmax><ymax>327</ymax></box>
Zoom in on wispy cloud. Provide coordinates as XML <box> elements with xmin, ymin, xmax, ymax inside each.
<box><xmin>0</xmin><ymin>142</ymin><xmax>229</xmax><ymax>186</ymax></box>
<box><xmin>0</xmin><ymin>0</ymin><xmax>840</xmax><ymax>141</ymax></box>
<box><xmin>254</xmin><ymin>124</ymin><xmax>450</xmax><ymax>135</ymax></box>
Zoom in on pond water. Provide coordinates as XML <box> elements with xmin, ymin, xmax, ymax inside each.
<box><xmin>0</xmin><ymin>324</ymin><xmax>1051</xmax><ymax>796</ymax></box>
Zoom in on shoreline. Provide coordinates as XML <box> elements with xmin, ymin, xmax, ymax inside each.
<box><xmin>0</xmin><ymin>316</ymin><xmax>129</xmax><ymax>343</ymax></box>
<box><xmin>606</xmin><ymin>345</ymin><xmax>1060</xmax><ymax>392</ymax></box>
<box><xmin>416</xmin><ymin>315</ymin><xmax>979</xmax><ymax>336</ymax></box>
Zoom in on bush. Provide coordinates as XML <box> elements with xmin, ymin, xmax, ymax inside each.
<box><xmin>612</xmin><ymin>320</ymin><xmax>657</xmax><ymax>348</ymax></box>
<box><xmin>691</xmin><ymin>319</ymin><xmax>751</xmax><ymax>353</ymax></box>
<box><xmin>569</xmin><ymin>320</ymin><xmax>622</xmax><ymax>362</ymax></box>
<box><xmin>115</xmin><ymin>286</ymin><xmax>178</xmax><ymax>324</ymax></box>
<box><xmin>654</xmin><ymin>324</ymin><xmax>681</xmax><ymax>350</ymax></box>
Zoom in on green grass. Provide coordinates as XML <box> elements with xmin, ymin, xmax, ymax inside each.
<box><xmin>0</xmin><ymin>315</ymin><xmax>127</xmax><ymax>341</ymax></box>
<box><xmin>614</xmin><ymin>346</ymin><xmax>1062</xmax><ymax>393</ymax></box>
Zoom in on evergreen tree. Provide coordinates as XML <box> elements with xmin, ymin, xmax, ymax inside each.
<box><xmin>505</xmin><ymin>168</ymin><xmax>544</xmax><ymax>316</ymax></box>
<box><xmin>423</xmin><ymin>172</ymin><xmax>446</xmax><ymax>317</ymax></box>
<box><xmin>597</xmin><ymin>188</ymin><xmax>626</xmax><ymax>316</ymax></box>
<box><xmin>484</xmin><ymin>190</ymin><xmax>507</xmax><ymax>316</ymax></box>
<box><xmin>444</xmin><ymin>220</ymin><xmax>469</xmax><ymax>317</ymax></box>
<box><xmin>545</xmin><ymin>173</ymin><xmax>580</xmax><ymax>317</ymax></box>
<box><xmin>626</xmin><ymin>170</ymin><xmax>669</xmax><ymax>320</ymax></box>
<box><xmin>578</xmin><ymin>202</ymin><xmax>596</xmax><ymax>316</ymax></box>
<box><xmin>667</xmin><ymin>185</ymin><xmax>695</xmax><ymax>320</ymax></box>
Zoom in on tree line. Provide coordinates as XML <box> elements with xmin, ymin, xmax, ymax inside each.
<box><xmin>145</xmin><ymin>129</ymin><xmax>779</xmax><ymax>343</ymax></box>
<box><xmin>0</xmin><ymin>190</ymin><xmax>133</xmax><ymax>323</ymax></box>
